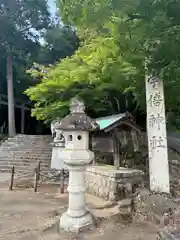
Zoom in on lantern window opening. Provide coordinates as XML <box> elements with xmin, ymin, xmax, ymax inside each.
<box><xmin>68</xmin><ymin>135</ymin><xmax>73</xmax><ymax>141</ymax></box>
<box><xmin>77</xmin><ymin>135</ymin><xmax>82</xmax><ymax>140</ymax></box>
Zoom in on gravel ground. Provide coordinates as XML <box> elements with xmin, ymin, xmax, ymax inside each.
<box><xmin>0</xmin><ymin>185</ymin><xmax>160</xmax><ymax>240</ymax></box>
<box><xmin>0</xmin><ymin>173</ymin><xmax>10</xmax><ymax>183</ymax></box>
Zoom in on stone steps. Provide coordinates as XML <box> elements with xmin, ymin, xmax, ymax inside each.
<box><xmin>0</xmin><ymin>165</ymin><xmax>56</xmax><ymax>174</ymax></box>
<box><xmin>0</xmin><ymin>149</ymin><xmax>52</xmax><ymax>154</ymax></box>
<box><xmin>0</xmin><ymin>154</ymin><xmax>51</xmax><ymax>159</ymax></box>
<box><xmin>0</xmin><ymin>134</ymin><xmax>63</xmax><ymax>184</ymax></box>
<box><xmin>1</xmin><ymin>135</ymin><xmax>51</xmax><ymax>140</ymax></box>
<box><xmin>0</xmin><ymin>166</ymin><xmax>48</xmax><ymax>173</ymax></box>
<box><xmin>0</xmin><ymin>144</ymin><xmax>52</xmax><ymax>148</ymax></box>
<box><xmin>3</xmin><ymin>134</ymin><xmax>52</xmax><ymax>139</ymax></box>
<box><xmin>0</xmin><ymin>143</ymin><xmax>52</xmax><ymax>147</ymax></box>
<box><xmin>1</xmin><ymin>139</ymin><xmax>51</xmax><ymax>142</ymax></box>
<box><xmin>0</xmin><ymin>155</ymin><xmax>51</xmax><ymax>160</ymax></box>
<box><xmin>0</xmin><ymin>153</ymin><xmax>52</xmax><ymax>159</ymax></box>
<box><xmin>0</xmin><ymin>166</ymin><xmax>58</xmax><ymax>173</ymax></box>
<box><xmin>0</xmin><ymin>161</ymin><xmax>50</xmax><ymax>166</ymax></box>
<box><xmin>0</xmin><ymin>160</ymin><xmax>50</xmax><ymax>167</ymax></box>
<box><xmin>0</xmin><ymin>150</ymin><xmax>52</xmax><ymax>154</ymax></box>
<box><xmin>0</xmin><ymin>160</ymin><xmax>50</xmax><ymax>165</ymax></box>
<box><xmin>2</xmin><ymin>142</ymin><xmax>51</xmax><ymax>145</ymax></box>
<box><xmin>0</xmin><ymin>161</ymin><xmax>51</xmax><ymax>171</ymax></box>
<box><xmin>0</xmin><ymin>157</ymin><xmax>50</xmax><ymax>164</ymax></box>
<box><xmin>0</xmin><ymin>147</ymin><xmax>52</xmax><ymax>151</ymax></box>
<box><xmin>1</xmin><ymin>164</ymin><xmax>50</xmax><ymax>171</ymax></box>
<box><xmin>0</xmin><ymin>134</ymin><xmax>53</xmax><ymax>176</ymax></box>
<box><xmin>1</xmin><ymin>140</ymin><xmax>48</xmax><ymax>143</ymax></box>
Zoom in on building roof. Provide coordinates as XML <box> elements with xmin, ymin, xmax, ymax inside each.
<box><xmin>95</xmin><ymin>113</ymin><xmax>126</xmax><ymax>131</ymax></box>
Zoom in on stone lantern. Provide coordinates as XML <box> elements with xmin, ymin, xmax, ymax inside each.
<box><xmin>56</xmin><ymin>97</ymin><xmax>99</xmax><ymax>232</ymax></box>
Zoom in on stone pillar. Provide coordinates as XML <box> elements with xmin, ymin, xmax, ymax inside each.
<box><xmin>55</xmin><ymin>97</ymin><xmax>99</xmax><ymax>232</ymax></box>
<box><xmin>145</xmin><ymin>74</ymin><xmax>170</xmax><ymax>193</ymax></box>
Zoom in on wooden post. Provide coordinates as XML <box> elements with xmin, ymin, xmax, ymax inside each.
<box><xmin>131</xmin><ymin>185</ymin><xmax>136</xmax><ymax>213</ymax></box>
<box><xmin>34</xmin><ymin>167</ymin><xmax>39</xmax><ymax>192</ymax></box>
<box><xmin>37</xmin><ymin>161</ymin><xmax>40</xmax><ymax>181</ymax></box>
<box><xmin>9</xmin><ymin>166</ymin><xmax>15</xmax><ymax>190</ymax></box>
<box><xmin>113</xmin><ymin>131</ymin><xmax>120</xmax><ymax>169</ymax></box>
<box><xmin>60</xmin><ymin>168</ymin><xmax>64</xmax><ymax>194</ymax></box>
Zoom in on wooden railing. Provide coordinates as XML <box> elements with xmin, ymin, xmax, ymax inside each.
<box><xmin>9</xmin><ymin>161</ymin><xmax>69</xmax><ymax>193</ymax></box>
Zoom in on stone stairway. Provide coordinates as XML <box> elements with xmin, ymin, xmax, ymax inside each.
<box><xmin>0</xmin><ymin>134</ymin><xmax>54</xmax><ymax>176</ymax></box>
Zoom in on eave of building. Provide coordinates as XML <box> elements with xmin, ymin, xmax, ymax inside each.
<box><xmin>95</xmin><ymin>113</ymin><xmax>142</xmax><ymax>133</ymax></box>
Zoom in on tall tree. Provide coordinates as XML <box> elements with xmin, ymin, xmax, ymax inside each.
<box><xmin>37</xmin><ymin>24</ymin><xmax>79</xmax><ymax>65</ymax></box>
<box><xmin>0</xmin><ymin>0</ymin><xmax>50</xmax><ymax>136</ymax></box>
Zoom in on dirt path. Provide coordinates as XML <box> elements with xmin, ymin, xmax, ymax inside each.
<box><xmin>0</xmin><ymin>173</ymin><xmax>10</xmax><ymax>183</ymax></box>
<box><xmin>83</xmin><ymin>222</ymin><xmax>158</xmax><ymax>240</ymax></box>
<box><xmin>0</xmin><ymin>186</ymin><xmax>160</xmax><ymax>240</ymax></box>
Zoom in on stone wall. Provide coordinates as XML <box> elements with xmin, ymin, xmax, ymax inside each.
<box><xmin>85</xmin><ymin>165</ymin><xmax>144</xmax><ymax>201</ymax></box>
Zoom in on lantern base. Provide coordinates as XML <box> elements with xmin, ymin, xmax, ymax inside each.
<box><xmin>59</xmin><ymin>210</ymin><xmax>95</xmax><ymax>233</ymax></box>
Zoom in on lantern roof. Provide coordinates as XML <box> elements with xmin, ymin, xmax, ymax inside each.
<box><xmin>55</xmin><ymin>97</ymin><xmax>99</xmax><ymax>131</ymax></box>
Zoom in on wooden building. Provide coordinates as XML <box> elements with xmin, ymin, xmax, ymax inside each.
<box><xmin>92</xmin><ymin>113</ymin><xmax>144</xmax><ymax>169</ymax></box>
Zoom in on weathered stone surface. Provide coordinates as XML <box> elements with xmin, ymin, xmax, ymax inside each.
<box><xmin>134</xmin><ymin>188</ymin><xmax>180</xmax><ymax>227</ymax></box>
<box><xmin>85</xmin><ymin>165</ymin><xmax>144</xmax><ymax>201</ymax></box>
<box><xmin>158</xmin><ymin>230</ymin><xmax>180</xmax><ymax>240</ymax></box>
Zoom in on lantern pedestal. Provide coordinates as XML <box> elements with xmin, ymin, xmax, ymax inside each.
<box><xmin>60</xmin><ymin>153</ymin><xmax>94</xmax><ymax>232</ymax></box>
<box><xmin>60</xmin><ymin>210</ymin><xmax>94</xmax><ymax>233</ymax></box>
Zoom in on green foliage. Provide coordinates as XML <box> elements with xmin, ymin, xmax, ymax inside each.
<box><xmin>25</xmin><ymin>0</ymin><xmax>180</xmax><ymax>122</ymax></box>
<box><xmin>25</xmin><ymin>35</ymin><xmax>137</xmax><ymax>122</ymax></box>
<box><xmin>37</xmin><ymin>24</ymin><xmax>79</xmax><ymax>65</ymax></box>
<box><xmin>57</xmin><ymin>0</ymin><xmax>180</xmax><ymax>110</ymax></box>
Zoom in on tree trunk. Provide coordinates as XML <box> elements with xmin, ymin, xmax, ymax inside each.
<box><xmin>7</xmin><ymin>54</ymin><xmax>16</xmax><ymax>137</ymax></box>
<box><xmin>146</xmin><ymin>74</ymin><xmax>170</xmax><ymax>193</ymax></box>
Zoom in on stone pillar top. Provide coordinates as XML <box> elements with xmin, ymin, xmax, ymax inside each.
<box><xmin>55</xmin><ymin>96</ymin><xmax>99</xmax><ymax>131</ymax></box>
